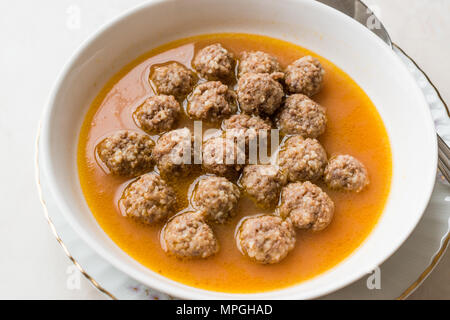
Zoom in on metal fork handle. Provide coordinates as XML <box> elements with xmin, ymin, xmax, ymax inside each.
<box><xmin>438</xmin><ymin>134</ymin><xmax>450</xmax><ymax>182</ymax></box>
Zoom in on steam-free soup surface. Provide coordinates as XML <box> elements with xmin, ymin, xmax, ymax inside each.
<box><xmin>78</xmin><ymin>33</ymin><xmax>391</xmax><ymax>293</ymax></box>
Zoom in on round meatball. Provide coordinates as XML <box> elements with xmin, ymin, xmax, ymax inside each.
<box><xmin>150</xmin><ymin>62</ymin><xmax>196</xmax><ymax>98</ymax></box>
<box><xmin>187</xmin><ymin>81</ymin><xmax>237</xmax><ymax>123</ymax></box>
<box><xmin>164</xmin><ymin>212</ymin><xmax>219</xmax><ymax>259</ymax></box>
<box><xmin>223</xmin><ymin>114</ymin><xmax>272</xmax><ymax>145</ymax></box>
<box><xmin>193</xmin><ymin>176</ymin><xmax>240</xmax><ymax>224</ymax></box>
<box><xmin>120</xmin><ymin>172</ymin><xmax>177</xmax><ymax>224</ymax></box>
<box><xmin>96</xmin><ymin>130</ymin><xmax>154</xmax><ymax>177</ymax></box>
<box><xmin>240</xmin><ymin>165</ymin><xmax>287</xmax><ymax>208</ymax></box>
<box><xmin>324</xmin><ymin>155</ymin><xmax>369</xmax><ymax>192</ymax></box>
<box><xmin>202</xmin><ymin>136</ymin><xmax>245</xmax><ymax>177</ymax></box>
<box><xmin>278</xmin><ymin>182</ymin><xmax>334</xmax><ymax>231</ymax></box>
<box><xmin>276</xmin><ymin>94</ymin><xmax>327</xmax><ymax>138</ymax></box>
<box><xmin>134</xmin><ymin>95</ymin><xmax>181</xmax><ymax>134</ymax></box>
<box><xmin>278</xmin><ymin>135</ymin><xmax>327</xmax><ymax>182</ymax></box>
<box><xmin>237</xmin><ymin>73</ymin><xmax>284</xmax><ymax>116</ymax></box>
<box><xmin>238</xmin><ymin>51</ymin><xmax>283</xmax><ymax>77</ymax></box>
<box><xmin>153</xmin><ymin>128</ymin><xmax>195</xmax><ymax>178</ymax></box>
<box><xmin>285</xmin><ymin>56</ymin><xmax>325</xmax><ymax>97</ymax></box>
<box><xmin>238</xmin><ymin>215</ymin><xmax>296</xmax><ymax>264</ymax></box>
<box><xmin>193</xmin><ymin>43</ymin><xmax>235</xmax><ymax>81</ymax></box>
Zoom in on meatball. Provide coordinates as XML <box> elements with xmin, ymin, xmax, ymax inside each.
<box><xmin>276</xmin><ymin>94</ymin><xmax>327</xmax><ymax>138</ymax></box>
<box><xmin>187</xmin><ymin>81</ymin><xmax>237</xmax><ymax>123</ymax></box>
<box><xmin>237</xmin><ymin>73</ymin><xmax>284</xmax><ymax>116</ymax></box>
<box><xmin>324</xmin><ymin>155</ymin><xmax>369</xmax><ymax>192</ymax></box>
<box><xmin>152</xmin><ymin>128</ymin><xmax>195</xmax><ymax>178</ymax></box>
<box><xmin>150</xmin><ymin>62</ymin><xmax>196</xmax><ymax>98</ymax></box>
<box><xmin>120</xmin><ymin>172</ymin><xmax>177</xmax><ymax>224</ymax></box>
<box><xmin>193</xmin><ymin>176</ymin><xmax>240</xmax><ymax>224</ymax></box>
<box><xmin>222</xmin><ymin>114</ymin><xmax>272</xmax><ymax>145</ymax></box>
<box><xmin>134</xmin><ymin>95</ymin><xmax>181</xmax><ymax>134</ymax></box>
<box><xmin>238</xmin><ymin>51</ymin><xmax>283</xmax><ymax>77</ymax></box>
<box><xmin>278</xmin><ymin>182</ymin><xmax>334</xmax><ymax>231</ymax></box>
<box><xmin>202</xmin><ymin>136</ymin><xmax>245</xmax><ymax>177</ymax></box>
<box><xmin>163</xmin><ymin>212</ymin><xmax>219</xmax><ymax>259</ymax></box>
<box><xmin>193</xmin><ymin>43</ymin><xmax>235</xmax><ymax>81</ymax></box>
<box><xmin>285</xmin><ymin>56</ymin><xmax>325</xmax><ymax>97</ymax></box>
<box><xmin>278</xmin><ymin>135</ymin><xmax>327</xmax><ymax>182</ymax></box>
<box><xmin>238</xmin><ymin>215</ymin><xmax>296</xmax><ymax>264</ymax></box>
<box><xmin>240</xmin><ymin>165</ymin><xmax>287</xmax><ymax>208</ymax></box>
<box><xmin>96</xmin><ymin>130</ymin><xmax>154</xmax><ymax>177</ymax></box>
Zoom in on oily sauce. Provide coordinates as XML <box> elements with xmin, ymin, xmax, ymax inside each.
<box><xmin>77</xmin><ymin>33</ymin><xmax>392</xmax><ymax>293</ymax></box>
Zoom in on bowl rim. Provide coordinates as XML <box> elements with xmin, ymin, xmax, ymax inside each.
<box><xmin>39</xmin><ymin>0</ymin><xmax>438</xmax><ymax>299</ymax></box>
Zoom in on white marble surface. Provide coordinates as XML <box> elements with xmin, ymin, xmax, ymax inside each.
<box><xmin>0</xmin><ymin>0</ymin><xmax>448</xmax><ymax>299</ymax></box>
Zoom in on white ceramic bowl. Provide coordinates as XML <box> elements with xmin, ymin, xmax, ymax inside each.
<box><xmin>40</xmin><ymin>0</ymin><xmax>437</xmax><ymax>299</ymax></box>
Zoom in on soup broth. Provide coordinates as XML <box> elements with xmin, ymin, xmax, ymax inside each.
<box><xmin>77</xmin><ymin>33</ymin><xmax>392</xmax><ymax>293</ymax></box>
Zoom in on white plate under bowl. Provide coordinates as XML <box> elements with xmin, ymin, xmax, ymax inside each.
<box><xmin>36</xmin><ymin>45</ymin><xmax>450</xmax><ymax>300</ymax></box>
<box><xmin>38</xmin><ymin>0</ymin><xmax>438</xmax><ymax>299</ymax></box>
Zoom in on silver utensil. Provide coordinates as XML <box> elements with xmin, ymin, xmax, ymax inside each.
<box><xmin>438</xmin><ymin>134</ymin><xmax>450</xmax><ymax>182</ymax></box>
<box><xmin>317</xmin><ymin>0</ymin><xmax>450</xmax><ymax>182</ymax></box>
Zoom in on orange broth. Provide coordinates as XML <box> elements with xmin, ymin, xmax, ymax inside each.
<box><xmin>77</xmin><ymin>33</ymin><xmax>392</xmax><ymax>293</ymax></box>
